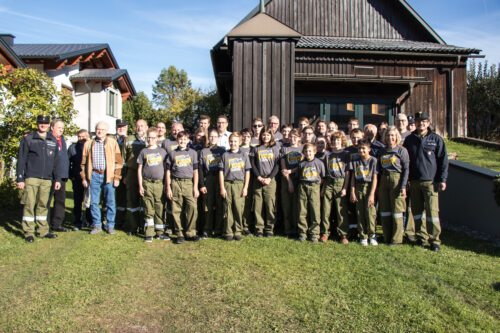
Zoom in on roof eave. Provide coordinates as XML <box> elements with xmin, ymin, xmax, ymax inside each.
<box><xmin>0</xmin><ymin>39</ymin><xmax>26</xmax><ymax>68</ymax></box>
<box><xmin>398</xmin><ymin>0</ymin><xmax>446</xmax><ymax>44</ymax></box>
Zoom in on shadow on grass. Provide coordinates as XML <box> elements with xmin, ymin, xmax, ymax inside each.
<box><xmin>441</xmin><ymin>229</ymin><xmax>500</xmax><ymax>257</ymax></box>
<box><xmin>0</xmin><ymin>208</ymin><xmax>25</xmax><ymax>239</ymax></box>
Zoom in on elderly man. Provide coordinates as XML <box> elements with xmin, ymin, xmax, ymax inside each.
<box><xmin>216</xmin><ymin>115</ymin><xmax>231</xmax><ymax>150</ymax></box>
<box><xmin>48</xmin><ymin>119</ymin><xmax>70</xmax><ymax>232</ymax></box>
<box><xmin>268</xmin><ymin>115</ymin><xmax>283</xmax><ymax>142</ymax></box>
<box><xmin>81</xmin><ymin>121</ymin><xmax>123</xmax><ymax>234</ymax></box>
<box><xmin>124</xmin><ymin>119</ymin><xmax>148</xmax><ymax>235</ymax></box>
<box><xmin>163</xmin><ymin>122</ymin><xmax>183</xmax><ymax>153</ymax></box>
<box><xmin>396</xmin><ymin>113</ymin><xmax>411</xmax><ymax>141</ymax></box>
<box><xmin>68</xmin><ymin>129</ymin><xmax>91</xmax><ymax>230</ymax></box>
<box><xmin>403</xmin><ymin>112</ymin><xmax>448</xmax><ymax>252</ymax></box>
<box><xmin>16</xmin><ymin>115</ymin><xmax>62</xmax><ymax>242</ymax></box>
<box><xmin>364</xmin><ymin>123</ymin><xmax>385</xmax><ymax>157</ymax></box>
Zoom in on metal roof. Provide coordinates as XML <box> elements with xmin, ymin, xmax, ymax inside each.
<box><xmin>70</xmin><ymin>69</ymin><xmax>128</xmax><ymax>81</ymax></box>
<box><xmin>296</xmin><ymin>36</ymin><xmax>481</xmax><ymax>54</ymax></box>
<box><xmin>0</xmin><ymin>38</ymin><xmax>26</xmax><ymax>68</ymax></box>
<box><xmin>12</xmin><ymin>43</ymin><xmax>109</xmax><ymax>60</ymax></box>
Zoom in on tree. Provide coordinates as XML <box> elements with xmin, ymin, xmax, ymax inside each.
<box><xmin>0</xmin><ymin>66</ymin><xmax>77</xmax><ymax>176</ymax></box>
<box><xmin>152</xmin><ymin>65</ymin><xmax>202</xmax><ymax>130</ymax></box>
<box><xmin>194</xmin><ymin>89</ymin><xmax>230</xmax><ymax>128</ymax></box>
<box><xmin>122</xmin><ymin>91</ymin><xmax>156</xmax><ymax>133</ymax></box>
<box><xmin>467</xmin><ymin>60</ymin><xmax>500</xmax><ymax>141</ymax></box>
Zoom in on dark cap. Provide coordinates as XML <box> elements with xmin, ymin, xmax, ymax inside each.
<box><xmin>37</xmin><ymin>115</ymin><xmax>50</xmax><ymax>124</ymax></box>
<box><xmin>116</xmin><ymin>119</ymin><xmax>128</xmax><ymax>127</ymax></box>
<box><xmin>407</xmin><ymin>116</ymin><xmax>415</xmax><ymax>124</ymax></box>
<box><xmin>415</xmin><ymin>112</ymin><xmax>430</xmax><ymax>121</ymax></box>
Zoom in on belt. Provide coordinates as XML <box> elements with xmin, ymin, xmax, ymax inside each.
<box><xmin>300</xmin><ymin>181</ymin><xmax>319</xmax><ymax>186</ymax></box>
<box><xmin>225</xmin><ymin>180</ymin><xmax>244</xmax><ymax>184</ymax></box>
<box><xmin>144</xmin><ymin>178</ymin><xmax>163</xmax><ymax>183</ymax></box>
<box><xmin>93</xmin><ymin>169</ymin><xmax>105</xmax><ymax>175</ymax></box>
<box><xmin>173</xmin><ymin>178</ymin><xmax>192</xmax><ymax>182</ymax></box>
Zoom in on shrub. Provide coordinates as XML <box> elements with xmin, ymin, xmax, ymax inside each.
<box><xmin>0</xmin><ymin>178</ymin><xmax>21</xmax><ymax>210</ymax></box>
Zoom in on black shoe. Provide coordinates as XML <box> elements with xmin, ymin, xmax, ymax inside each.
<box><xmin>52</xmin><ymin>226</ymin><xmax>69</xmax><ymax>232</ymax></box>
<box><xmin>156</xmin><ymin>234</ymin><xmax>171</xmax><ymax>241</ymax></box>
<box><xmin>264</xmin><ymin>232</ymin><xmax>273</xmax><ymax>238</ymax></box>
<box><xmin>415</xmin><ymin>239</ymin><xmax>428</xmax><ymax>247</ymax></box>
<box><xmin>175</xmin><ymin>236</ymin><xmax>185</xmax><ymax>244</ymax></box>
<box><xmin>187</xmin><ymin>235</ymin><xmax>200</xmax><ymax>242</ymax></box>
<box><xmin>234</xmin><ymin>235</ymin><xmax>242</xmax><ymax>241</ymax></box>
<box><xmin>255</xmin><ymin>232</ymin><xmax>263</xmax><ymax>238</ymax></box>
<box><xmin>431</xmin><ymin>243</ymin><xmax>441</xmax><ymax>252</ymax></box>
<box><xmin>44</xmin><ymin>233</ymin><xmax>58</xmax><ymax>239</ymax></box>
<box><xmin>224</xmin><ymin>235</ymin><xmax>234</xmax><ymax>241</ymax></box>
<box><xmin>25</xmin><ymin>236</ymin><xmax>35</xmax><ymax>243</ymax></box>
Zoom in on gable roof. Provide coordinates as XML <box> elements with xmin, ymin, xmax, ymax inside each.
<box><xmin>0</xmin><ymin>38</ymin><xmax>26</xmax><ymax>68</ymax></box>
<box><xmin>228</xmin><ymin>13</ymin><xmax>301</xmax><ymax>38</ymax></box>
<box><xmin>297</xmin><ymin>36</ymin><xmax>480</xmax><ymax>54</ymax></box>
<box><xmin>70</xmin><ymin>68</ymin><xmax>128</xmax><ymax>81</ymax></box>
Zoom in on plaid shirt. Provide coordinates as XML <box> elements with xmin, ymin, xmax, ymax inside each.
<box><xmin>92</xmin><ymin>138</ymin><xmax>106</xmax><ymax>170</ymax></box>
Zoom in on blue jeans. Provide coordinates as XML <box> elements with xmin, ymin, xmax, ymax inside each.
<box><xmin>89</xmin><ymin>172</ymin><xmax>116</xmax><ymax>230</ymax></box>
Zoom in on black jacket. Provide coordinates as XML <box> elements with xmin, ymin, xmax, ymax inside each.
<box><xmin>58</xmin><ymin>136</ymin><xmax>69</xmax><ymax>180</ymax></box>
<box><xmin>68</xmin><ymin>140</ymin><xmax>86</xmax><ymax>181</ymax></box>
<box><xmin>16</xmin><ymin>132</ymin><xmax>62</xmax><ymax>182</ymax></box>
<box><xmin>403</xmin><ymin>130</ymin><xmax>448</xmax><ymax>183</ymax></box>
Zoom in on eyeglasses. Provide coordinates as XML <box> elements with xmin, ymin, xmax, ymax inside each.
<box><xmin>253</xmin><ymin>124</ymin><xmax>263</xmax><ymax>128</ymax></box>
<box><xmin>147</xmin><ymin>137</ymin><xmax>157</xmax><ymax>140</ymax></box>
<box><xmin>269</xmin><ymin>122</ymin><xmax>279</xmax><ymax>125</ymax></box>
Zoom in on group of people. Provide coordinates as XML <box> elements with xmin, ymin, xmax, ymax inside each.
<box><xmin>16</xmin><ymin>112</ymin><xmax>448</xmax><ymax>251</ymax></box>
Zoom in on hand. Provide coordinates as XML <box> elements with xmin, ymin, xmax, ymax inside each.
<box><xmin>113</xmin><ymin>180</ymin><xmax>120</xmax><ymax>188</ymax></box>
<box><xmin>439</xmin><ymin>182</ymin><xmax>447</xmax><ymax>192</ymax></box>
<box><xmin>82</xmin><ymin>180</ymin><xmax>88</xmax><ymax>188</ymax></box>
<box><xmin>350</xmin><ymin>191</ymin><xmax>358</xmax><ymax>203</ymax></box>
<box><xmin>220</xmin><ymin>188</ymin><xmax>227</xmax><ymax>199</ymax></box>
<box><xmin>400</xmin><ymin>188</ymin><xmax>406</xmax><ymax>198</ymax></box>
<box><xmin>340</xmin><ymin>189</ymin><xmax>347</xmax><ymax>197</ymax></box>
<box><xmin>16</xmin><ymin>182</ymin><xmax>25</xmax><ymax>190</ymax></box>
<box><xmin>241</xmin><ymin>188</ymin><xmax>248</xmax><ymax>197</ymax></box>
<box><xmin>200</xmin><ymin>187</ymin><xmax>208</xmax><ymax>195</ymax></box>
<box><xmin>54</xmin><ymin>182</ymin><xmax>61</xmax><ymax>191</ymax></box>
<box><xmin>166</xmin><ymin>188</ymin><xmax>173</xmax><ymax>201</ymax></box>
<box><xmin>262</xmin><ymin>178</ymin><xmax>271</xmax><ymax>186</ymax></box>
<box><xmin>281</xmin><ymin>169</ymin><xmax>291</xmax><ymax>177</ymax></box>
<box><xmin>139</xmin><ymin>186</ymin><xmax>145</xmax><ymax>197</ymax></box>
<box><xmin>368</xmin><ymin>194</ymin><xmax>375</xmax><ymax>207</ymax></box>
<box><xmin>193</xmin><ymin>188</ymin><xmax>200</xmax><ymax>199</ymax></box>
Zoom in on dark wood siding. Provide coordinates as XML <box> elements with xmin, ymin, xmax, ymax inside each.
<box><xmin>266</xmin><ymin>0</ymin><xmax>434</xmax><ymax>41</ymax></box>
<box><xmin>231</xmin><ymin>39</ymin><xmax>295</xmax><ymax>130</ymax></box>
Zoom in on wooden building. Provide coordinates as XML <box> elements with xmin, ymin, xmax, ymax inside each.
<box><xmin>211</xmin><ymin>0</ymin><xmax>481</xmax><ymax>137</ymax></box>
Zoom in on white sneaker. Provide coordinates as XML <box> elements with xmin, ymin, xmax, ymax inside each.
<box><xmin>360</xmin><ymin>239</ymin><xmax>368</xmax><ymax>246</ymax></box>
<box><xmin>369</xmin><ymin>236</ymin><xmax>379</xmax><ymax>246</ymax></box>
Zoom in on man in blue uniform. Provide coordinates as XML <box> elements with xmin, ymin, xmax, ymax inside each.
<box><xmin>16</xmin><ymin>115</ymin><xmax>62</xmax><ymax>243</ymax></box>
<box><xmin>403</xmin><ymin>112</ymin><xmax>448</xmax><ymax>252</ymax></box>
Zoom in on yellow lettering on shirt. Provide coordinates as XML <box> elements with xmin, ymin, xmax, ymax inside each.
<box><xmin>302</xmin><ymin>166</ymin><xmax>319</xmax><ymax>179</ymax></box>
<box><xmin>328</xmin><ymin>159</ymin><xmax>344</xmax><ymax>172</ymax></box>
<box><xmin>175</xmin><ymin>154</ymin><xmax>192</xmax><ymax>167</ymax></box>
<box><xmin>287</xmin><ymin>152</ymin><xmax>303</xmax><ymax>165</ymax></box>
<box><xmin>206</xmin><ymin>154</ymin><xmax>221</xmax><ymax>168</ymax></box>
<box><xmin>355</xmin><ymin>165</ymin><xmax>370</xmax><ymax>179</ymax></box>
<box><xmin>381</xmin><ymin>154</ymin><xmax>397</xmax><ymax>168</ymax></box>
<box><xmin>146</xmin><ymin>153</ymin><xmax>162</xmax><ymax>166</ymax></box>
<box><xmin>258</xmin><ymin>150</ymin><xmax>275</xmax><ymax>163</ymax></box>
<box><xmin>228</xmin><ymin>157</ymin><xmax>245</xmax><ymax>172</ymax></box>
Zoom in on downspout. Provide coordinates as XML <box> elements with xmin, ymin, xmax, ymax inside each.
<box><xmin>447</xmin><ymin>55</ymin><xmax>461</xmax><ymax>138</ymax></box>
<box><xmin>84</xmin><ymin>80</ymin><xmax>92</xmax><ymax>133</ymax></box>
<box><xmin>260</xmin><ymin>0</ymin><xmax>265</xmax><ymax>13</ymax></box>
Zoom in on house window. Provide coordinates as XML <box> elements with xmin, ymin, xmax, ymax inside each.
<box><xmin>107</xmin><ymin>89</ymin><xmax>118</xmax><ymax>117</ymax></box>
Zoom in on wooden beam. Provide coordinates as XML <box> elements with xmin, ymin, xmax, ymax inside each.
<box><xmin>56</xmin><ymin>59</ymin><xmax>68</xmax><ymax>70</ymax></box>
<box><xmin>95</xmin><ymin>49</ymin><xmax>106</xmax><ymax>59</ymax></box>
<box><xmin>69</xmin><ymin>56</ymin><xmax>82</xmax><ymax>66</ymax></box>
<box><xmin>121</xmin><ymin>92</ymin><xmax>131</xmax><ymax>101</ymax></box>
<box><xmin>82</xmin><ymin>52</ymin><xmax>95</xmax><ymax>62</ymax></box>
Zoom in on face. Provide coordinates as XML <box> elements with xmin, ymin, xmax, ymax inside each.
<box><xmin>136</xmin><ymin>120</ymin><xmax>148</xmax><ymax>137</ymax></box>
<box><xmin>387</xmin><ymin>130</ymin><xmax>398</xmax><ymax>147</ymax></box>
<box><xmin>195</xmin><ymin>132</ymin><xmax>206</xmax><ymax>144</ymax></box>
<box><xmin>51</xmin><ymin>121</ymin><xmax>64</xmax><ymax>138</ymax></box>
<box><xmin>156</xmin><ymin>123</ymin><xmax>166</xmax><ymax>137</ymax></box>
<box><xmin>252</xmin><ymin>121</ymin><xmax>264</xmax><ymax>135</ymax></box>
<box><xmin>147</xmin><ymin>131</ymin><xmax>158</xmax><ymax>147</ymax></box>
<box><xmin>242</xmin><ymin>133</ymin><xmax>251</xmax><ymax>145</ymax></box>
<box><xmin>408</xmin><ymin>123</ymin><xmax>416</xmax><ymax>132</ymax></box>
<box><xmin>95</xmin><ymin>125</ymin><xmax>108</xmax><ymax>140</ymax></box>
<box><xmin>364</xmin><ymin>126</ymin><xmax>377</xmax><ymax>140</ymax></box>
<box><xmin>396</xmin><ymin>118</ymin><xmax>408</xmax><ymax>132</ymax></box>
<box><xmin>331</xmin><ymin>137</ymin><xmax>342</xmax><ymax>150</ymax></box>
<box><xmin>117</xmin><ymin>125</ymin><xmax>128</xmax><ymax>136</ymax></box>
<box><xmin>171</xmin><ymin>123</ymin><xmax>183</xmax><ymax>137</ymax></box>
<box><xmin>37</xmin><ymin>123</ymin><xmax>50</xmax><ymax>133</ymax></box>
<box><xmin>268</xmin><ymin>118</ymin><xmax>279</xmax><ymax>132</ymax></box>
<box><xmin>417</xmin><ymin>119</ymin><xmax>430</xmax><ymax>133</ymax></box>
<box><xmin>316</xmin><ymin>138</ymin><xmax>326</xmax><ymax>152</ymax></box>
<box><xmin>348</xmin><ymin>121</ymin><xmax>359</xmax><ymax>132</ymax></box>
<box><xmin>281</xmin><ymin>127</ymin><xmax>291</xmax><ymax>139</ymax></box>
<box><xmin>358</xmin><ymin>145</ymin><xmax>370</xmax><ymax>158</ymax></box>
<box><xmin>217</xmin><ymin>117</ymin><xmax>228</xmax><ymax>132</ymax></box>
<box><xmin>229</xmin><ymin>136</ymin><xmax>241</xmax><ymax>150</ymax></box>
<box><xmin>317</xmin><ymin>123</ymin><xmax>327</xmax><ymax>135</ymax></box>
<box><xmin>328</xmin><ymin>122</ymin><xmax>338</xmax><ymax>131</ymax></box>
<box><xmin>77</xmin><ymin>131</ymin><xmax>89</xmax><ymax>142</ymax></box>
<box><xmin>290</xmin><ymin>134</ymin><xmax>301</xmax><ymax>146</ymax></box>
<box><xmin>351</xmin><ymin>133</ymin><xmax>364</xmax><ymax>146</ymax></box>
<box><xmin>298</xmin><ymin>121</ymin><xmax>308</xmax><ymax>130</ymax></box>
<box><xmin>177</xmin><ymin>135</ymin><xmax>189</xmax><ymax>148</ymax></box>
<box><xmin>304</xmin><ymin>146</ymin><xmax>316</xmax><ymax>160</ymax></box>
<box><xmin>199</xmin><ymin>118</ymin><xmax>210</xmax><ymax>130</ymax></box>
<box><xmin>208</xmin><ymin>131</ymin><xmax>219</xmax><ymax>146</ymax></box>
<box><xmin>261</xmin><ymin>132</ymin><xmax>272</xmax><ymax>144</ymax></box>
<box><xmin>302</xmin><ymin>129</ymin><xmax>315</xmax><ymax>143</ymax></box>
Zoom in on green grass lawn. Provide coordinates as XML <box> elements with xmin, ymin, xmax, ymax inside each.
<box><xmin>0</xmin><ymin>186</ymin><xmax>499</xmax><ymax>332</ymax></box>
<box><xmin>446</xmin><ymin>140</ymin><xmax>500</xmax><ymax>172</ymax></box>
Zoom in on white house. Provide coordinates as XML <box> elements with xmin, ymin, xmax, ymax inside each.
<box><xmin>1</xmin><ymin>33</ymin><xmax>135</xmax><ymax>133</ymax></box>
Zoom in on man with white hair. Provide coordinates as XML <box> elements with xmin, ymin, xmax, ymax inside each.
<box><xmin>268</xmin><ymin>115</ymin><xmax>283</xmax><ymax>142</ymax></box>
<box><xmin>396</xmin><ymin>113</ymin><xmax>411</xmax><ymax>141</ymax></box>
<box><xmin>81</xmin><ymin>121</ymin><xmax>123</xmax><ymax>234</ymax></box>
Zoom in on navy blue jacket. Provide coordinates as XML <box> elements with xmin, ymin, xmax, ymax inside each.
<box><xmin>58</xmin><ymin>136</ymin><xmax>69</xmax><ymax>180</ymax></box>
<box><xmin>16</xmin><ymin>132</ymin><xmax>62</xmax><ymax>182</ymax></box>
<box><xmin>68</xmin><ymin>140</ymin><xmax>86</xmax><ymax>181</ymax></box>
<box><xmin>403</xmin><ymin>130</ymin><xmax>448</xmax><ymax>183</ymax></box>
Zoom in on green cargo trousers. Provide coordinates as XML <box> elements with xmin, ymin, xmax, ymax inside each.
<box><xmin>378</xmin><ymin>172</ymin><xmax>406</xmax><ymax>244</ymax></box>
<box><xmin>321</xmin><ymin>177</ymin><xmax>349</xmax><ymax>238</ymax></box>
<box><xmin>223</xmin><ymin>181</ymin><xmax>245</xmax><ymax>237</ymax></box>
<box><xmin>203</xmin><ymin>174</ymin><xmax>223</xmax><ymax>234</ymax></box>
<box><xmin>298</xmin><ymin>182</ymin><xmax>321</xmax><ymax>240</ymax></box>
<box><xmin>253</xmin><ymin>178</ymin><xmax>277</xmax><ymax>235</ymax></box>
<box><xmin>171</xmin><ymin>178</ymin><xmax>197</xmax><ymax>238</ymax></box>
<box><xmin>143</xmin><ymin>179</ymin><xmax>165</xmax><ymax>238</ymax></box>
<box><xmin>125</xmin><ymin>171</ymin><xmax>142</xmax><ymax>234</ymax></box>
<box><xmin>22</xmin><ymin>178</ymin><xmax>52</xmax><ymax>237</ymax></box>
<box><xmin>409</xmin><ymin>180</ymin><xmax>441</xmax><ymax>245</ymax></box>
<box><xmin>280</xmin><ymin>176</ymin><xmax>299</xmax><ymax>236</ymax></box>
<box><xmin>115</xmin><ymin>180</ymin><xmax>127</xmax><ymax>229</ymax></box>
<box><xmin>355</xmin><ymin>183</ymin><xmax>377</xmax><ymax>240</ymax></box>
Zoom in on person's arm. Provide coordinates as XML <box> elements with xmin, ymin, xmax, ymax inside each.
<box><xmin>350</xmin><ymin>171</ymin><xmax>357</xmax><ymax>203</ymax></box>
<box><xmin>368</xmin><ymin>173</ymin><xmax>378</xmax><ymax>207</ymax></box>
<box><xmin>242</xmin><ymin>170</ymin><xmax>250</xmax><ymax>197</ymax></box>
<box><xmin>250</xmin><ymin>153</ymin><xmax>260</xmax><ymax>177</ymax></box>
<box><xmin>193</xmin><ymin>168</ymin><xmax>200</xmax><ymax>198</ymax></box>
<box><xmin>81</xmin><ymin>141</ymin><xmax>89</xmax><ymax>188</ymax></box>
<box><xmin>138</xmin><ymin>164</ymin><xmax>144</xmax><ymax>196</ymax></box>
<box><xmin>219</xmin><ymin>170</ymin><xmax>226</xmax><ymax>198</ymax></box>
<box><xmin>400</xmin><ymin>148</ymin><xmax>410</xmax><ymax>196</ymax></box>
<box><xmin>16</xmin><ymin>137</ymin><xmax>29</xmax><ymax>189</ymax></box>
<box><xmin>435</xmin><ymin>137</ymin><xmax>448</xmax><ymax>191</ymax></box>
<box><xmin>198</xmin><ymin>158</ymin><xmax>206</xmax><ymax>189</ymax></box>
<box><xmin>269</xmin><ymin>162</ymin><xmax>280</xmax><ymax>179</ymax></box>
<box><xmin>165</xmin><ymin>170</ymin><xmax>173</xmax><ymax>200</ymax></box>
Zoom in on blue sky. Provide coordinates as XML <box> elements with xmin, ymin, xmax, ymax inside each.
<box><xmin>1</xmin><ymin>0</ymin><xmax>499</xmax><ymax>98</ymax></box>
